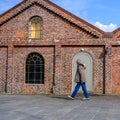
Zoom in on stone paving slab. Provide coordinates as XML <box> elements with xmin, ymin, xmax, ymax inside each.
<box><xmin>0</xmin><ymin>94</ymin><xmax>120</xmax><ymax>120</ymax></box>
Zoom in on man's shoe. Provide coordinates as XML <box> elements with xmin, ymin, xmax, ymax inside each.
<box><xmin>82</xmin><ymin>97</ymin><xmax>90</xmax><ymax>100</ymax></box>
<box><xmin>68</xmin><ymin>95</ymin><xmax>74</xmax><ymax>100</ymax></box>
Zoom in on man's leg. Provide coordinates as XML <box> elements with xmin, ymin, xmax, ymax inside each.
<box><xmin>71</xmin><ymin>83</ymin><xmax>81</xmax><ymax>98</ymax></box>
<box><xmin>82</xmin><ymin>83</ymin><xmax>90</xmax><ymax>98</ymax></box>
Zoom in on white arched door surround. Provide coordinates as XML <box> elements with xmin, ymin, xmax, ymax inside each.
<box><xmin>72</xmin><ymin>51</ymin><xmax>93</xmax><ymax>93</ymax></box>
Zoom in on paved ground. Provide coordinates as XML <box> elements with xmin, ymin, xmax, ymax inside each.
<box><xmin>0</xmin><ymin>94</ymin><xmax>120</xmax><ymax>120</ymax></box>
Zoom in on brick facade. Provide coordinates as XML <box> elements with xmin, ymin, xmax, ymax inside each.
<box><xmin>0</xmin><ymin>0</ymin><xmax>120</xmax><ymax>95</ymax></box>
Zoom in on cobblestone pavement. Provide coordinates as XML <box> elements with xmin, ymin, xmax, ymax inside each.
<box><xmin>0</xmin><ymin>94</ymin><xmax>120</xmax><ymax>120</ymax></box>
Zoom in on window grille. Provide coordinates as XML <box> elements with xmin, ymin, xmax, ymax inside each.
<box><xmin>26</xmin><ymin>52</ymin><xmax>44</xmax><ymax>84</ymax></box>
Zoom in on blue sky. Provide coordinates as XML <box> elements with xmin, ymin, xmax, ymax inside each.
<box><xmin>0</xmin><ymin>0</ymin><xmax>120</xmax><ymax>32</ymax></box>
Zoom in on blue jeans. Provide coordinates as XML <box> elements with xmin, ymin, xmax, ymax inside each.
<box><xmin>71</xmin><ymin>82</ymin><xmax>90</xmax><ymax>98</ymax></box>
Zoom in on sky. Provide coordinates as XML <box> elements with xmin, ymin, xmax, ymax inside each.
<box><xmin>0</xmin><ymin>0</ymin><xmax>120</xmax><ymax>32</ymax></box>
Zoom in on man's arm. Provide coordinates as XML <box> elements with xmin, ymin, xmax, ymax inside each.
<box><xmin>79</xmin><ymin>63</ymin><xmax>86</xmax><ymax>69</ymax></box>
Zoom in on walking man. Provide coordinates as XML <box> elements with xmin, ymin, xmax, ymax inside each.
<box><xmin>68</xmin><ymin>59</ymin><xmax>90</xmax><ymax>100</ymax></box>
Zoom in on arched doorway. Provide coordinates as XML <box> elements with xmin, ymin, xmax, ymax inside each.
<box><xmin>72</xmin><ymin>51</ymin><xmax>93</xmax><ymax>93</ymax></box>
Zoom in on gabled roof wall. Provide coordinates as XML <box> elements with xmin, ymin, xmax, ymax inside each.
<box><xmin>0</xmin><ymin>0</ymin><xmax>105</xmax><ymax>38</ymax></box>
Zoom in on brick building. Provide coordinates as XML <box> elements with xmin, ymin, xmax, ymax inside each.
<box><xmin>0</xmin><ymin>0</ymin><xmax>120</xmax><ymax>95</ymax></box>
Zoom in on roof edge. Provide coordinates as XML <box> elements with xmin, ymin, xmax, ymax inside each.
<box><xmin>113</xmin><ymin>27</ymin><xmax>120</xmax><ymax>34</ymax></box>
<box><xmin>47</xmin><ymin>1</ymin><xmax>105</xmax><ymax>36</ymax></box>
<box><xmin>0</xmin><ymin>0</ymin><xmax>105</xmax><ymax>38</ymax></box>
<box><xmin>0</xmin><ymin>0</ymin><xmax>25</xmax><ymax>17</ymax></box>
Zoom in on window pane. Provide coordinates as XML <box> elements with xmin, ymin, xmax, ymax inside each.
<box><xmin>30</xmin><ymin>61</ymin><xmax>34</xmax><ymax>64</ymax></box>
<box><xmin>29</xmin><ymin>64</ymin><xmax>34</xmax><ymax>72</ymax></box>
<box><xmin>36</xmin><ymin>73</ymin><xmax>40</xmax><ymax>80</ymax></box>
<box><xmin>29</xmin><ymin>80</ymin><xmax>34</xmax><ymax>84</ymax></box>
<box><xmin>36</xmin><ymin>23</ymin><xmax>40</xmax><ymax>30</ymax></box>
<box><xmin>31</xmin><ymin>31</ymin><xmax>35</xmax><ymax>38</ymax></box>
<box><xmin>36</xmin><ymin>65</ymin><xmax>40</xmax><ymax>72</ymax></box>
<box><xmin>26</xmin><ymin>65</ymin><xmax>29</xmax><ymax>72</ymax></box>
<box><xmin>31</xmin><ymin>23</ymin><xmax>36</xmax><ymax>30</ymax></box>
<box><xmin>40</xmin><ymin>65</ymin><xmax>44</xmax><ymax>72</ymax></box>
<box><xmin>26</xmin><ymin>75</ymin><xmax>29</xmax><ymax>83</ymax></box>
<box><xmin>33</xmin><ymin>56</ymin><xmax>37</xmax><ymax>61</ymax></box>
<box><xmin>35</xmin><ymin>80</ymin><xmax>40</xmax><ymax>84</ymax></box>
<box><xmin>36</xmin><ymin>60</ymin><xmax>40</xmax><ymax>64</ymax></box>
<box><xmin>29</xmin><ymin>73</ymin><xmax>34</xmax><ymax>80</ymax></box>
<box><xmin>36</xmin><ymin>31</ymin><xmax>40</xmax><ymax>38</ymax></box>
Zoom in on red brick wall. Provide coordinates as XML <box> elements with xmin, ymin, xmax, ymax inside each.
<box><xmin>11</xmin><ymin>46</ymin><xmax>54</xmax><ymax>94</ymax></box>
<box><xmin>61</xmin><ymin>46</ymin><xmax>104</xmax><ymax>94</ymax></box>
<box><xmin>112</xmin><ymin>46</ymin><xmax>120</xmax><ymax>94</ymax></box>
<box><xmin>0</xmin><ymin>47</ymin><xmax>7</xmax><ymax>92</ymax></box>
<box><xmin>0</xmin><ymin>3</ymin><xmax>97</xmax><ymax>94</ymax></box>
<box><xmin>0</xmin><ymin>5</ymin><xmax>94</xmax><ymax>42</ymax></box>
<box><xmin>1</xmin><ymin>0</ymin><xmax>120</xmax><ymax>95</ymax></box>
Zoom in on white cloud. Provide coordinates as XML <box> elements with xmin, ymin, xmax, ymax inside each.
<box><xmin>95</xmin><ymin>22</ymin><xmax>117</xmax><ymax>32</ymax></box>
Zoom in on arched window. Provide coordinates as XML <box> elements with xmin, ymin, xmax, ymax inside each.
<box><xmin>26</xmin><ymin>52</ymin><xmax>44</xmax><ymax>84</ymax></box>
<box><xmin>29</xmin><ymin>16</ymin><xmax>42</xmax><ymax>39</ymax></box>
